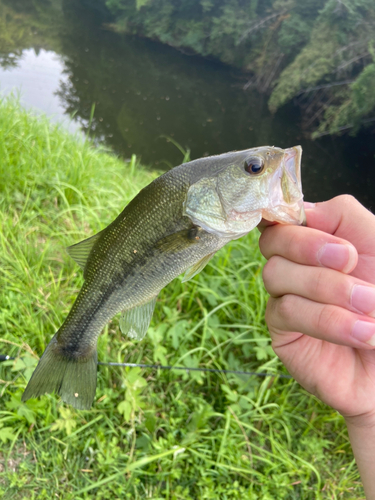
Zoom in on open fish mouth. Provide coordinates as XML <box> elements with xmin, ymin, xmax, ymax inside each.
<box><xmin>284</xmin><ymin>146</ymin><xmax>302</xmax><ymax>188</ymax></box>
<box><xmin>283</xmin><ymin>145</ymin><xmax>306</xmax><ymax>226</ymax></box>
<box><xmin>262</xmin><ymin>145</ymin><xmax>306</xmax><ymax>226</ymax></box>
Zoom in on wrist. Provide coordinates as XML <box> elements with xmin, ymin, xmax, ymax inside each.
<box><xmin>344</xmin><ymin>410</ymin><xmax>375</xmax><ymax>430</ymax></box>
<box><xmin>344</xmin><ymin>411</ymin><xmax>375</xmax><ymax>498</ymax></box>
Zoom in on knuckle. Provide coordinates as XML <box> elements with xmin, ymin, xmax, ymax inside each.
<box><xmin>335</xmin><ymin>194</ymin><xmax>359</xmax><ymax>208</ymax></box>
<box><xmin>315</xmin><ymin>304</ymin><xmax>340</xmax><ymax>335</ymax></box>
<box><xmin>310</xmin><ymin>268</ymin><xmax>351</xmax><ymax>308</ymax></box>
<box><xmin>276</xmin><ymin>294</ymin><xmax>295</xmax><ymax>323</ymax></box>
<box><xmin>262</xmin><ymin>257</ymin><xmax>279</xmax><ymax>290</ymax></box>
<box><xmin>265</xmin><ymin>297</ymin><xmax>277</xmax><ymax>328</ymax></box>
<box><xmin>284</xmin><ymin>228</ymin><xmax>306</xmax><ymax>262</ymax></box>
<box><xmin>285</xmin><ymin>229</ymin><xmax>301</xmax><ymax>254</ymax></box>
<box><xmin>258</xmin><ymin>229</ymin><xmax>273</xmax><ymax>258</ymax></box>
<box><xmin>311</xmin><ymin>267</ymin><xmax>328</xmax><ymax>297</ymax></box>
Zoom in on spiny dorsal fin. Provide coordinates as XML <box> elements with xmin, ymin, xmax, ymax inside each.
<box><xmin>182</xmin><ymin>252</ymin><xmax>215</xmax><ymax>282</ymax></box>
<box><xmin>119</xmin><ymin>296</ymin><xmax>157</xmax><ymax>341</ymax></box>
<box><xmin>66</xmin><ymin>230</ymin><xmax>103</xmax><ymax>270</ymax></box>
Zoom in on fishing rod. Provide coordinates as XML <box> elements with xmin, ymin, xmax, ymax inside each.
<box><xmin>0</xmin><ymin>354</ymin><xmax>292</xmax><ymax>379</ymax></box>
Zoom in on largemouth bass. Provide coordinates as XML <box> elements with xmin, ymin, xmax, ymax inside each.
<box><xmin>22</xmin><ymin>146</ymin><xmax>305</xmax><ymax>409</ymax></box>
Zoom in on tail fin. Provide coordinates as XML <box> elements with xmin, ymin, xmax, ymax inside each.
<box><xmin>22</xmin><ymin>334</ymin><xmax>97</xmax><ymax>410</ymax></box>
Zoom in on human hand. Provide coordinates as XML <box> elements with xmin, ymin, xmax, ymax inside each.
<box><xmin>259</xmin><ymin>196</ymin><xmax>375</xmax><ymax>426</ymax></box>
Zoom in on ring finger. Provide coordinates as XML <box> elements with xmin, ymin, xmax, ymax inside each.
<box><xmin>262</xmin><ymin>256</ymin><xmax>375</xmax><ymax>317</ymax></box>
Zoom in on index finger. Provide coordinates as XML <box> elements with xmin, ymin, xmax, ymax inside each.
<box><xmin>257</xmin><ymin>218</ymin><xmax>277</xmax><ymax>233</ymax></box>
<box><xmin>259</xmin><ymin>224</ymin><xmax>358</xmax><ymax>274</ymax></box>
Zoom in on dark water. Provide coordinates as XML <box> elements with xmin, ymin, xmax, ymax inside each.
<box><xmin>1</xmin><ymin>0</ymin><xmax>374</xmax><ymax>208</ymax></box>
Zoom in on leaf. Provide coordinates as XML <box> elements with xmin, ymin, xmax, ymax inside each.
<box><xmin>183</xmin><ymin>354</ymin><xmax>204</xmax><ymax>384</ymax></box>
<box><xmin>11</xmin><ymin>354</ymin><xmax>38</xmax><ymax>380</ymax></box>
<box><xmin>0</xmin><ymin>426</ymin><xmax>16</xmax><ymax>443</ymax></box>
<box><xmin>153</xmin><ymin>344</ymin><xmax>168</xmax><ymax>365</ymax></box>
<box><xmin>144</xmin><ymin>412</ymin><xmax>156</xmax><ymax>433</ymax></box>
<box><xmin>167</xmin><ymin>320</ymin><xmax>189</xmax><ymax>350</ymax></box>
<box><xmin>118</xmin><ymin>400</ymin><xmax>132</xmax><ymax>422</ymax></box>
<box><xmin>148</xmin><ymin>324</ymin><xmax>168</xmax><ymax>346</ymax></box>
<box><xmin>6</xmin><ymin>393</ymin><xmax>38</xmax><ymax>424</ymax></box>
<box><xmin>126</xmin><ymin>367</ymin><xmax>142</xmax><ymax>385</ymax></box>
<box><xmin>136</xmin><ymin>0</ymin><xmax>152</xmax><ymax>10</ymax></box>
<box><xmin>221</xmin><ymin>384</ymin><xmax>238</xmax><ymax>403</ymax></box>
<box><xmin>254</xmin><ymin>346</ymin><xmax>268</xmax><ymax>361</ymax></box>
<box><xmin>50</xmin><ymin>407</ymin><xmax>77</xmax><ymax>436</ymax></box>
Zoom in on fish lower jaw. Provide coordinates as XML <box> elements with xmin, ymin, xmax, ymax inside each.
<box><xmin>262</xmin><ymin>202</ymin><xmax>306</xmax><ymax>226</ymax></box>
<box><xmin>188</xmin><ymin>213</ymin><xmax>261</xmax><ymax>240</ymax></box>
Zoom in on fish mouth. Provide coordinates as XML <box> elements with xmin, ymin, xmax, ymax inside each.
<box><xmin>282</xmin><ymin>145</ymin><xmax>306</xmax><ymax>226</ymax></box>
<box><xmin>263</xmin><ymin>145</ymin><xmax>306</xmax><ymax>226</ymax></box>
<box><xmin>284</xmin><ymin>146</ymin><xmax>302</xmax><ymax>186</ymax></box>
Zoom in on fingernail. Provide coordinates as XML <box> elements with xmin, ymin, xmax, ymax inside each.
<box><xmin>317</xmin><ymin>243</ymin><xmax>357</xmax><ymax>273</ymax></box>
<box><xmin>304</xmin><ymin>202</ymin><xmax>316</xmax><ymax>209</ymax></box>
<box><xmin>352</xmin><ymin>320</ymin><xmax>375</xmax><ymax>346</ymax></box>
<box><xmin>351</xmin><ymin>285</ymin><xmax>375</xmax><ymax>317</ymax></box>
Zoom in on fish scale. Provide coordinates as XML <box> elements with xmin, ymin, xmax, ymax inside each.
<box><xmin>22</xmin><ymin>146</ymin><xmax>305</xmax><ymax>409</ymax></box>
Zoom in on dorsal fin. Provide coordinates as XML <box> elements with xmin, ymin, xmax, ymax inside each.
<box><xmin>66</xmin><ymin>230</ymin><xmax>103</xmax><ymax>270</ymax></box>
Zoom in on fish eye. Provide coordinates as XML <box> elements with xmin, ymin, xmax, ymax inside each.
<box><xmin>244</xmin><ymin>157</ymin><xmax>264</xmax><ymax>175</ymax></box>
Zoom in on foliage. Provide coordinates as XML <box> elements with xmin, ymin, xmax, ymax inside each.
<box><xmin>269</xmin><ymin>0</ymin><xmax>375</xmax><ymax>135</ymax></box>
<box><xmin>312</xmin><ymin>55</ymin><xmax>375</xmax><ymax>137</ymax></box>
<box><xmin>105</xmin><ymin>0</ymin><xmax>306</xmax><ymax>71</ymax></box>
<box><xmin>105</xmin><ymin>0</ymin><xmax>375</xmax><ymax>136</ymax></box>
<box><xmin>0</xmin><ymin>97</ymin><xmax>364</xmax><ymax>497</ymax></box>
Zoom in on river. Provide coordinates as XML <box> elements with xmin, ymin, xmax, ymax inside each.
<box><xmin>0</xmin><ymin>0</ymin><xmax>374</xmax><ymax>208</ymax></box>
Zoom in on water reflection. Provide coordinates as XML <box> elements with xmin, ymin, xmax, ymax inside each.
<box><xmin>56</xmin><ymin>32</ymin><xmax>272</xmax><ymax>166</ymax></box>
<box><xmin>0</xmin><ymin>0</ymin><xmax>373</xmax><ymax>208</ymax></box>
<box><xmin>0</xmin><ymin>48</ymin><xmax>80</xmax><ymax>133</ymax></box>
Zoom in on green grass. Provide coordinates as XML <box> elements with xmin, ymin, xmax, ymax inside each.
<box><xmin>0</xmin><ymin>96</ymin><xmax>363</xmax><ymax>499</ymax></box>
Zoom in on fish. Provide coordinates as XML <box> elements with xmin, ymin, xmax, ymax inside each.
<box><xmin>22</xmin><ymin>145</ymin><xmax>305</xmax><ymax>410</ymax></box>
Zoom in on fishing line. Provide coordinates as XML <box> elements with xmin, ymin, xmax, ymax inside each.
<box><xmin>0</xmin><ymin>354</ymin><xmax>292</xmax><ymax>379</ymax></box>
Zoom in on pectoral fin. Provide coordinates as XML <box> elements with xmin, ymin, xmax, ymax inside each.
<box><xmin>182</xmin><ymin>252</ymin><xmax>216</xmax><ymax>282</ymax></box>
<box><xmin>67</xmin><ymin>230</ymin><xmax>103</xmax><ymax>270</ymax></box>
<box><xmin>119</xmin><ymin>297</ymin><xmax>157</xmax><ymax>340</ymax></box>
<box><xmin>155</xmin><ymin>226</ymin><xmax>202</xmax><ymax>254</ymax></box>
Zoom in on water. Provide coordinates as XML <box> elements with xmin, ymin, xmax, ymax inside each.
<box><xmin>0</xmin><ymin>48</ymin><xmax>80</xmax><ymax>133</ymax></box>
<box><xmin>0</xmin><ymin>0</ymin><xmax>374</xmax><ymax>208</ymax></box>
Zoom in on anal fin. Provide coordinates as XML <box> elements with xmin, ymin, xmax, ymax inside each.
<box><xmin>120</xmin><ymin>296</ymin><xmax>157</xmax><ymax>341</ymax></box>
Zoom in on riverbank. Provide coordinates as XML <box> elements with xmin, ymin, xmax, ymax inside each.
<box><xmin>106</xmin><ymin>0</ymin><xmax>375</xmax><ymax>137</ymax></box>
<box><xmin>0</xmin><ymin>98</ymin><xmax>362</xmax><ymax>498</ymax></box>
